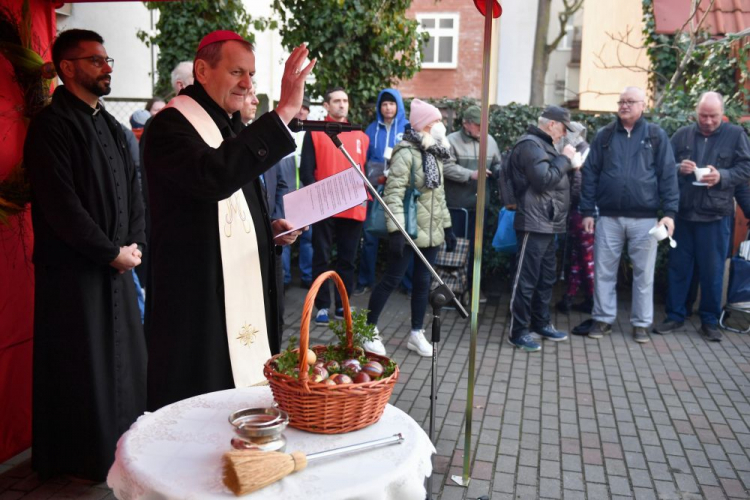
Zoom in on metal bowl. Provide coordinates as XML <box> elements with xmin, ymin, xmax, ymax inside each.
<box><xmin>228</xmin><ymin>407</ymin><xmax>289</xmax><ymax>439</ymax></box>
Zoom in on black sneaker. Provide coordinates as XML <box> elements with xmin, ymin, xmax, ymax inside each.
<box><xmin>300</xmin><ymin>279</ymin><xmax>312</xmax><ymax>289</ymax></box>
<box><xmin>353</xmin><ymin>285</ymin><xmax>371</xmax><ymax>296</ymax></box>
<box><xmin>653</xmin><ymin>320</ymin><xmax>684</xmax><ymax>335</ymax></box>
<box><xmin>572</xmin><ymin>318</ymin><xmax>594</xmax><ymax>336</ymax></box>
<box><xmin>556</xmin><ymin>294</ymin><xmax>572</xmax><ymax>314</ymax></box>
<box><xmin>633</xmin><ymin>326</ymin><xmax>650</xmax><ymax>343</ymax></box>
<box><xmin>588</xmin><ymin>321</ymin><xmax>612</xmax><ymax>339</ymax></box>
<box><xmin>701</xmin><ymin>323</ymin><xmax>723</xmax><ymax>342</ymax></box>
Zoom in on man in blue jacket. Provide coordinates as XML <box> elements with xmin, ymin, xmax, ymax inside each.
<box><xmin>355</xmin><ymin>89</ymin><xmax>409</xmax><ymax>298</ymax></box>
<box><xmin>655</xmin><ymin>92</ymin><xmax>750</xmax><ymax>342</ymax></box>
<box><xmin>580</xmin><ymin>86</ymin><xmax>679</xmax><ymax>344</ymax></box>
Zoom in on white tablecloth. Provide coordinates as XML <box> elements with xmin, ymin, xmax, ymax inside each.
<box><xmin>107</xmin><ymin>386</ymin><xmax>435</xmax><ymax>499</ymax></box>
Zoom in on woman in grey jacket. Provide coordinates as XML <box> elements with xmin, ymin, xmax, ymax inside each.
<box><xmin>366</xmin><ymin>99</ymin><xmax>456</xmax><ymax>357</ymax></box>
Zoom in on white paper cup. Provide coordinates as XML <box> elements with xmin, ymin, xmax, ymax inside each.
<box><xmin>649</xmin><ymin>225</ymin><xmax>668</xmax><ymax>241</ymax></box>
<box><xmin>695</xmin><ymin>167</ymin><xmax>710</xmax><ymax>182</ymax></box>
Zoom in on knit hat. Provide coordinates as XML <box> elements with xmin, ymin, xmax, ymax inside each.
<box><xmin>462</xmin><ymin>105</ymin><xmax>481</xmax><ymax>124</ymax></box>
<box><xmin>380</xmin><ymin>92</ymin><xmax>397</xmax><ymax>105</ymax></box>
<box><xmin>409</xmin><ymin>99</ymin><xmax>442</xmax><ymax>132</ymax></box>
<box><xmin>130</xmin><ymin>109</ymin><xmax>151</xmax><ymax>129</ymax></box>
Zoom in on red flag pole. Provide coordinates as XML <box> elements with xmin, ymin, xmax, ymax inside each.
<box><xmin>451</xmin><ymin>0</ymin><xmax>501</xmax><ymax>488</ymax></box>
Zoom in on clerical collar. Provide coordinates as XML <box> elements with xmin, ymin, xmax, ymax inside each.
<box><xmin>58</xmin><ymin>86</ymin><xmax>104</xmax><ymax>116</ymax></box>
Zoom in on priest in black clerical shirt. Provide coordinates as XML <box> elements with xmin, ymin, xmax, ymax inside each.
<box><xmin>24</xmin><ymin>29</ymin><xmax>146</xmax><ymax>481</ymax></box>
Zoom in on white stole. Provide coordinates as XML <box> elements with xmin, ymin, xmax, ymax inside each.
<box><xmin>166</xmin><ymin>95</ymin><xmax>271</xmax><ymax>387</ymax></box>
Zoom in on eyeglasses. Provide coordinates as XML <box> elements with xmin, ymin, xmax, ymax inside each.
<box><xmin>617</xmin><ymin>100</ymin><xmax>643</xmax><ymax>108</ymax></box>
<box><xmin>65</xmin><ymin>55</ymin><xmax>114</xmax><ymax>69</ymax></box>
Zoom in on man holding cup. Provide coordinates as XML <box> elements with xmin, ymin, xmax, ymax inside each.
<box><xmin>654</xmin><ymin>92</ymin><xmax>750</xmax><ymax>341</ymax></box>
<box><xmin>580</xmin><ymin>87</ymin><xmax>678</xmax><ymax>344</ymax></box>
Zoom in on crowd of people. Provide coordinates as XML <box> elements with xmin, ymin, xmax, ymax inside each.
<box><xmin>22</xmin><ymin>26</ymin><xmax>750</xmax><ymax>483</ymax></box>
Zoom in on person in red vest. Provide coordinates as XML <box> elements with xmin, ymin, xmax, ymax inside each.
<box><xmin>299</xmin><ymin>87</ymin><xmax>369</xmax><ymax>324</ymax></box>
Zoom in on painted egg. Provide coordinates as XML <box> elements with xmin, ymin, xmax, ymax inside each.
<box><xmin>341</xmin><ymin>359</ymin><xmax>361</xmax><ymax>375</ymax></box>
<box><xmin>312</xmin><ymin>365</ymin><xmax>329</xmax><ymax>379</ymax></box>
<box><xmin>334</xmin><ymin>374</ymin><xmax>353</xmax><ymax>385</ymax></box>
<box><xmin>361</xmin><ymin>361</ymin><xmax>384</xmax><ymax>379</ymax></box>
<box><xmin>324</xmin><ymin>360</ymin><xmax>340</xmax><ymax>373</ymax></box>
<box><xmin>354</xmin><ymin>372</ymin><xmax>372</xmax><ymax>384</ymax></box>
<box><xmin>306</xmin><ymin>349</ymin><xmax>317</xmax><ymax>365</ymax></box>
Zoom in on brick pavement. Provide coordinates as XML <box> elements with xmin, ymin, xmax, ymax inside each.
<box><xmin>3</xmin><ymin>283</ymin><xmax>750</xmax><ymax>499</ymax></box>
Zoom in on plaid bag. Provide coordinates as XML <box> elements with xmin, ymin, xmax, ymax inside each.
<box><xmin>432</xmin><ymin>237</ymin><xmax>470</xmax><ymax>295</ymax></box>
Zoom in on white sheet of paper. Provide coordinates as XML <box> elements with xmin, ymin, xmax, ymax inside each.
<box><xmin>276</xmin><ymin>168</ymin><xmax>368</xmax><ymax>237</ymax></box>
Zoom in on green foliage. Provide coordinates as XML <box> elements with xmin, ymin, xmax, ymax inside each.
<box><xmin>328</xmin><ymin>309</ymin><xmax>376</xmax><ymax>349</ymax></box>
<box><xmin>275</xmin><ymin>335</ymin><xmax>300</xmax><ymax>378</ymax></box>
<box><xmin>642</xmin><ymin>0</ymin><xmax>750</xmax><ymax>126</ymax></box>
<box><xmin>271</xmin><ymin>0</ymin><xmax>426</xmax><ymax>124</ymax></box>
<box><xmin>137</xmin><ymin>0</ymin><xmax>262</xmax><ymax>98</ymax></box>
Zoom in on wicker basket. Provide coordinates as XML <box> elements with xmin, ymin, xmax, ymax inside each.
<box><xmin>263</xmin><ymin>271</ymin><xmax>399</xmax><ymax>434</ymax></box>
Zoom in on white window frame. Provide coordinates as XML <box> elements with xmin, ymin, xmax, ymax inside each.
<box><xmin>416</xmin><ymin>13</ymin><xmax>460</xmax><ymax>69</ymax></box>
<box><xmin>559</xmin><ymin>22</ymin><xmax>573</xmax><ymax>51</ymax></box>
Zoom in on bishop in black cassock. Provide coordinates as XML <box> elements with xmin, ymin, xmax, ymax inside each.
<box><xmin>143</xmin><ymin>32</ymin><xmax>313</xmax><ymax>411</ymax></box>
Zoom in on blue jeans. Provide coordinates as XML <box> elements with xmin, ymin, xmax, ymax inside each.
<box><xmin>358</xmin><ymin>214</ymin><xmax>413</xmax><ymax>291</ymax></box>
<box><xmin>357</xmin><ymin>228</ymin><xmax>379</xmax><ymax>287</ymax></box>
<box><xmin>367</xmin><ymin>245</ymin><xmax>439</xmax><ymax>330</ymax></box>
<box><xmin>666</xmin><ymin>217</ymin><xmax>731</xmax><ymax>325</ymax></box>
<box><xmin>283</xmin><ymin>226</ymin><xmax>313</xmax><ymax>284</ymax></box>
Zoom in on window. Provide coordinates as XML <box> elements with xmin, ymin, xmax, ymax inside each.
<box><xmin>417</xmin><ymin>13</ymin><xmax>459</xmax><ymax>69</ymax></box>
<box><xmin>559</xmin><ymin>22</ymin><xmax>573</xmax><ymax>51</ymax></box>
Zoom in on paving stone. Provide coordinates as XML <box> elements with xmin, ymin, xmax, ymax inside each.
<box><xmin>608</xmin><ymin>475</ymin><xmax>632</xmax><ymax>496</ymax></box>
<box><xmin>586</xmin><ymin>482</ymin><xmax>609</xmax><ymax>499</ymax></box>
<box><xmin>583</xmin><ymin>464</ymin><xmax>606</xmax><ymax>484</ymax></box>
<box><xmin>562</xmin><ymin>471</ymin><xmax>584</xmax><ymax>491</ymax></box>
<box><xmin>539</xmin><ymin>477</ymin><xmax>560</xmax><ymax>499</ymax></box>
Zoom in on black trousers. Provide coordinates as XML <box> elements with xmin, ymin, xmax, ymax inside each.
<box><xmin>312</xmin><ymin>217</ymin><xmax>363</xmax><ymax>310</ymax></box>
<box><xmin>509</xmin><ymin>231</ymin><xmax>557</xmax><ymax>339</ymax></box>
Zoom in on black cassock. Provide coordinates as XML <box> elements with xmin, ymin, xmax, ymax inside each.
<box><xmin>143</xmin><ymin>83</ymin><xmax>295</xmax><ymax>411</ymax></box>
<box><xmin>24</xmin><ymin>86</ymin><xmax>147</xmax><ymax>481</ymax></box>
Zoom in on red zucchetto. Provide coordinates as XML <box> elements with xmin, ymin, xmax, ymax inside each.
<box><xmin>197</xmin><ymin>30</ymin><xmax>245</xmax><ymax>52</ymax></box>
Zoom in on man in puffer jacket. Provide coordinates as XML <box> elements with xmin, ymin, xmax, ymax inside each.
<box><xmin>507</xmin><ymin>106</ymin><xmax>578</xmax><ymax>352</ymax></box>
<box><xmin>580</xmin><ymin>86</ymin><xmax>678</xmax><ymax>344</ymax></box>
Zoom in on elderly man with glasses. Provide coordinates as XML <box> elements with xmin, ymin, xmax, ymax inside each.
<box><xmin>579</xmin><ymin>86</ymin><xmax>679</xmax><ymax>344</ymax></box>
<box><xmin>23</xmin><ymin>29</ymin><xmax>146</xmax><ymax>481</ymax></box>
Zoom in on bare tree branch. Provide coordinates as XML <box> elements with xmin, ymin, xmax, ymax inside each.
<box><xmin>654</xmin><ymin>0</ymin><xmax>716</xmax><ymax>108</ymax></box>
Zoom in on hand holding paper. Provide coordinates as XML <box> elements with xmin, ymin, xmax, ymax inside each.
<box><xmin>276</xmin><ymin>168</ymin><xmax>368</xmax><ymax>238</ymax></box>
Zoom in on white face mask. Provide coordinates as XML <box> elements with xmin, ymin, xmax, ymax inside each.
<box><xmin>430</xmin><ymin>121</ymin><xmax>447</xmax><ymax>141</ymax></box>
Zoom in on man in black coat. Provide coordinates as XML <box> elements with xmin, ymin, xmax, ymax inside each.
<box><xmin>655</xmin><ymin>92</ymin><xmax>750</xmax><ymax>342</ymax></box>
<box><xmin>143</xmin><ymin>31</ymin><xmax>313</xmax><ymax>410</ymax></box>
<box><xmin>24</xmin><ymin>29</ymin><xmax>146</xmax><ymax>481</ymax></box>
<box><xmin>507</xmin><ymin>106</ymin><xmax>578</xmax><ymax>352</ymax></box>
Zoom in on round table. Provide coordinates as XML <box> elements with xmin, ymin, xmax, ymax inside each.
<box><xmin>107</xmin><ymin>386</ymin><xmax>435</xmax><ymax>499</ymax></box>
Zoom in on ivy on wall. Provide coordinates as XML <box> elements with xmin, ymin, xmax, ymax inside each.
<box><xmin>642</xmin><ymin>0</ymin><xmax>749</xmax><ymax>126</ymax></box>
<box><xmin>137</xmin><ymin>0</ymin><xmax>263</xmax><ymax>98</ymax></box>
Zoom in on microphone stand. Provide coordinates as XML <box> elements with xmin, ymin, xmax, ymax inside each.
<box><xmin>319</xmin><ymin>129</ymin><xmax>469</xmax><ymax>500</ymax></box>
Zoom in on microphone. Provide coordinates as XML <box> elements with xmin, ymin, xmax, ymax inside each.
<box><xmin>288</xmin><ymin>119</ymin><xmax>363</xmax><ymax>133</ymax></box>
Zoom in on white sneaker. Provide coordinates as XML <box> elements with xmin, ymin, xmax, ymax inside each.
<box><xmin>407</xmin><ymin>329</ymin><xmax>432</xmax><ymax>357</ymax></box>
<box><xmin>363</xmin><ymin>329</ymin><xmax>386</xmax><ymax>356</ymax></box>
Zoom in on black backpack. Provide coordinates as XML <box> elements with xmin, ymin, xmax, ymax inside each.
<box><xmin>497</xmin><ymin>135</ymin><xmax>546</xmax><ymax>209</ymax></box>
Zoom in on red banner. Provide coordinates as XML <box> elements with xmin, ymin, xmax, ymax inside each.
<box><xmin>0</xmin><ymin>0</ymin><xmax>55</xmax><ymax>463</ymax></box>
